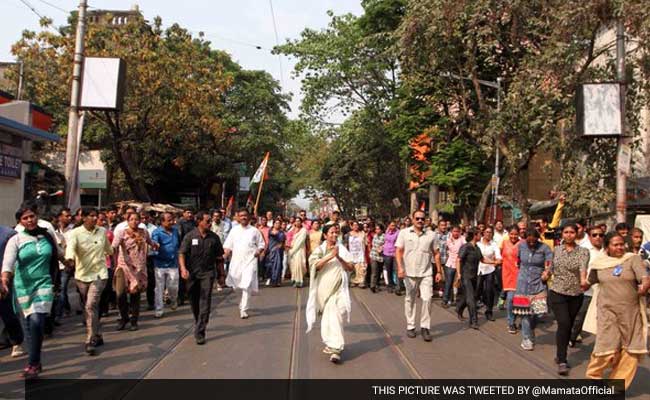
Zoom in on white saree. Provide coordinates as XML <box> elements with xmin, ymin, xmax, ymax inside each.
<box><xmin>289</xmin><ymin>228</ymin><xmax>308</xmax><ymax>285</ymax></box>
<box><xmin>306</xmin><ymin>242</ymin><xmax>352</xmax><ymax>353</ymax></box>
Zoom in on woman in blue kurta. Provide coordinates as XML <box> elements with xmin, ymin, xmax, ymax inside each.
<box><xmin>514</xmin><ymin>228</ymin><xmax>553</xmax><ymax>351</ymax></box>
<box><xmin>265</xmin><ymin>219</ymin><xmax>286</xmax><ymax>287</ymax></box>
<box><xmin>1</xmin><ymin>206</ymin><xmax>58</xmax><ymax>379</ymax></box>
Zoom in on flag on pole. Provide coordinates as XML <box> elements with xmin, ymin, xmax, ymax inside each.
<box><xmin>419</xmin><ymin>201</ymin><xmax>426</xmax><ymax>211</ymax></box>
<box><xmin>251</xmin><ymin>152</ymin><xmax>270</xmax><ymax>184</ymax></box>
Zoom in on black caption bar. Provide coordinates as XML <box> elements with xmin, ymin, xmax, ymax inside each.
<box><xmin>26</xmin><ymin>379</ymin><xmax>624</xmax><ymax>400</ymax></box>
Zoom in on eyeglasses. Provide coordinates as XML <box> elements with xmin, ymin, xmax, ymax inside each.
<box><xmin>414</xmin><ymin>217</ymin><xmax>426</xmax><ymax>221</ymax></box>
<box><xmin>591</xmin><ymin>233</ymin><xmax>604</xmax><ymax>238</ymax></box>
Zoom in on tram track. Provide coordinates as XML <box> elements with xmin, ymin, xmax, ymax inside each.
<box><xmin>352</xmin><ymin>290</ymin><xmax>423</xmax><ymax>379</ymax></box>
<box><xmin>288</xmin><ymin>287</ymin><xmax>302</xmax><ymax>380</ymax></box>
<box><xmin>140</xmin><ymin>289</ymin><xmax>234</xmax><ymax>379</ymax></box>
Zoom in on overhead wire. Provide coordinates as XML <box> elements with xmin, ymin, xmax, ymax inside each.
<box><xmin>35</xmin><ymin>0</ymin><xmax>68</xmax><ymax>14</ymax></box>
<box><xmin>268</xmin><ymin>0</ymin><xmax>285</xmax><ymax>88</ymax></box>
<box><xmin>17</xmin><ymin>0</ymin><xmax>45</xmax><ymax>19</ymax></box>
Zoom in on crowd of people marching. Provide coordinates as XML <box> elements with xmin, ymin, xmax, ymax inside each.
<box><xmin>1</xmin><ymin>198</ymin><xmax>649</xmax><ymax>389</ymax></box>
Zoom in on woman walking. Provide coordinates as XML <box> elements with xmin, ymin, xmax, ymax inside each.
<box><xmin>500</xmin><ymin>225</ymin><xmax>522</xmax><ymax>334</ymax></box>
<box><xmin>264</xmin><ymin>219</ymin><xmax>286</xmax><ymax>287</ymax></box>
<box><xmin>287</xmin><ymin>218</ymin><xmax>308</xmax><ymax>288</ymax></box>
<box><xmin>514</xmin><ymin>228</ymin><xmax>553</xmax><ymax>351</ymax></box>
<box><xmin>112</xmin><ymin>212</ymin><xmax>157</xmax><ymax>331</ymax></box>
<box><xmin>346</xmin><ymin>222</ymin><xmax>367</xmax><ymax>288</ymax></box>
<box><xmin>309</xmin><ymin>220</ymin><xmax>323</xmax><ymax>255</ymax></box>
<box><xmin>369</xmin><ymin>224</ymin><xmax>385</xmax><ymax>293</ymax></box>
<box><xmin>583</xmin><ymin>232</ymin><xmax>650</xmax><ymax>390</ymax></box>
<box><xmin>306</xmin><ymin>224</ymin><xmax>354</xmax><ymax>363</ymax></box>
<box><xmin>548</xmin><ymin>223</ymin><xmax>589</xmax><ymax>375</ymax></box>
<box><xmin>1</xmin><ymin>206</ymin><xmax>59</xmax><ymax>379</ymax></box>
<box><xmin>455</xmin><ymin>229</ymin><xmax>483</xmax><ymax>329</ymax></box>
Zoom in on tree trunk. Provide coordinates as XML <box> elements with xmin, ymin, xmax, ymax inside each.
<box><xmin>109</xmin><ymin>132</ymin><xmax>151</xmax><ymax>201</ymax></box>
<box><xmin>511</xmin><ymin>169</ymin><xmax>529</xmax><ymax>223</ymax></box>
<box><xmin>103</xmin><ymin>112</ymin><xmax>152</xmax><ymax>201</ymax></box>
<box><xmin>474</xmin><ymin>180</ymin><xmax>493</xmax><ymax>224</ymax></box>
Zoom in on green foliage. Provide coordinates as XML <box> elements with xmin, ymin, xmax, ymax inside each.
<box><xmin>275</xmin><ymin>0</ymin><xmax>409</xmax><ymax>216</ymax></box>
<box><xmin>429</xmin><ymin>135</ymin><xmax>490</xmax><ymax>207</ymax></box>
<box><xmin>11</xmin><ymin>13</ymin><xmax>300</xmax><ymax>204</ymax></box>
<box><xmin>318</xmin><ymin>109</ymin><xmax>405</xmax><ymax>217</ymax></box>
<box><xmin>399</xmin><ymin>0</ymin><xmax>650</xmax><ymax>219</ymax></box>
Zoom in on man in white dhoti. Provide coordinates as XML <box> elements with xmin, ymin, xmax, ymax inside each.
<box><xmin>224</xmin><ymin>209</ymin><xmax>266</xmax><ymax>319</ymax></box>
<box><xmin>306</xmin><ymin>224</ymin><xmax>354</xmax><ymax>363</ymax></box>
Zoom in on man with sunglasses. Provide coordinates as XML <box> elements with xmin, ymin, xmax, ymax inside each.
<box><xmin>223</xmin><ymin>209</ymin><xmax>266</xmax><ymax>319</ymax></box>
<box><xmin>570</xmin><ymin>225</ymin><xmax>605</xmax><ymax>346</ymax></box>
<box><xmin>396</xmin><ymin>210</ymin><xmax>442</xmax><ymax>342</ymax></box>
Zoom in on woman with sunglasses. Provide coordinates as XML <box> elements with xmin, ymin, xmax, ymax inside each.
<box><xmin>570</xmin><ymin>226</ymin><xmax>605</xmax><ymax>347</ymax></box>
<box><xmin>583</xmin><ymin>232</ymin><xmax>650</xmax><ymax>390</ymax></box>
<box><xmin>547</xmin><ymin>223</ymin><xmax>589</xmax><ymax>375</ymax></box>
<box><xmin>1</xmin><ymin>205</ymin><xmax>59</xmax><ymax>379</ymax></box>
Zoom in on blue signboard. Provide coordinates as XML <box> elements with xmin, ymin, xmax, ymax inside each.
<box><xmin>0</xmin><ymin>144</ymin><xmax>21</xmax><ymax>179</ymax></box>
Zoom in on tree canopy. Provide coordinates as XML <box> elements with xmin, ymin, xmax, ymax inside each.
<box><xmin>281</xmin><ymin>0</ymin><xmax>650</xmax><ymax>220</ymax></box>
<box><xmin>11</xmin><ymin>12</ymin><xmax>300</xmax><ymax>208</ymax></box>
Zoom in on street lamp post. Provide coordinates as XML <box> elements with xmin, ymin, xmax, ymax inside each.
<box><xmin>491</xmin><ymin>78</ymin><xmax>503</xmax><ymax>224</ymax></box>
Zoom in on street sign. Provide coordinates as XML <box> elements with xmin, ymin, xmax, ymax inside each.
<box><xmin>239</xmin><ymin>177</ymin><xmax>251</xmax><ymax>192</ymax></box>
<box><xmin>0</xmin><ymin>144</ymin><xmax>22</xmax><ymax>179</ymax></box>
<box><xmin>80</xmin><ymin>58</ymin><xmax>126</xmax><ymax>111</ymax></box>
<box><xmin>576</xmin><ymin>83</ymin><xmax>623</xmax><ymax>136</ymax></box>
<box><xmin>79</xmin><ymin>169</ymin><xmax>107</xmax><ymax>189</ymax></box>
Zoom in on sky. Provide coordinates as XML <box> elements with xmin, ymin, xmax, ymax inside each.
<box><xmin>1</xmin><ymin>0</ymin><xmax>364</xmax><ymax>209</ymax></box>
<box><xmin>0</xmin><ymin>0</ymin><xmax>364</xmax><ymax>117</ymax></box>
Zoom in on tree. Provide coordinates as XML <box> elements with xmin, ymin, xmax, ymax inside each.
<box><xmin>399</xmin><ymin>0</ymin><xmax>650</xmax><ymax>219</ymax></box>
<box><xmin>12</xmin><ymin>13</ymin><xmax>300</xmax><ymax>205</ymax></box>
<box><xmin>275</xmin><ymin>0</ymin><xmax>410</xmax><ymax>216</ymax></box>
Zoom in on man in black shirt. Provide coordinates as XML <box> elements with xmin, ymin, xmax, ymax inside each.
<box><xmin>176</xmin><ymin>209</ymin><xmax>196</xmax><ymax>306</ymax></box>
<box><xmin>179</xmin><ymin>211</ymin><xmax>224</xmax><ymax>345</ymax></box>
<box><xmin>455</xmin><ymin>229</ymin><xmax>483</xmax><ymax>330</ymax></box>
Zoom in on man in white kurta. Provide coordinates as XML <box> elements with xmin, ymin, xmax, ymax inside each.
<box><xmin>306</xmin><ymin>225</ymin><xmax>353</xmax><ymax>363</ymax></box>
<box><xmin>223</xmin><ymin>210</ymin><xmax>265</xmax><ymax>319</ymax></box>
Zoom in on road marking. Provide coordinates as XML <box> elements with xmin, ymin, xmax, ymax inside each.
<box><xmin>288</xmin><ymin>287</ymin><xmax>301</xmax><ymax>380</ymax></box>
<box><xmin>353</xmin><ymin>290</ymin><xmax>423</xmax><ymax>379</ymax></box>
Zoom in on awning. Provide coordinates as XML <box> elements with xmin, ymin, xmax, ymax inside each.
<box><xmin>0</xmin><ymin>115</ymin><xmax>59</xmax><ymax>142</ymax></box>
<box><xmin>528</xmin><ymin>199</ymin><xmax>558</xmax><ymax>215</ymax></box>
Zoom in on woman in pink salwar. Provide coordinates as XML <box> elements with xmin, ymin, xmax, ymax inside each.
<box><xmin>112</xmin><ymin>212</ymin><xmax>157</xmax><ymax>331</ymax></box>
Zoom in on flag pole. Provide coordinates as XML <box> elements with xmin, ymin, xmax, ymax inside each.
<box><xmin>252</xmin><ymin>152</ymin><xmax>270</xmax><ymax>216</ymax></box>
<box><xmin>253</xmin><ymin>178</ymin><xmax>265</xmax><ymax>217</ymax></box>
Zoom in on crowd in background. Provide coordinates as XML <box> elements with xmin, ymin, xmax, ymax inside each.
<box><xmin>1</xmin><ymin>199</ymin><xmax>649</xmax><ymax>388</ymax></box>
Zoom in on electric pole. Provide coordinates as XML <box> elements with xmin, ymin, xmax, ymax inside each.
<box><xmin>63</xmin><ymin>0</ymin><xmax>88</xmax><ymax>209</ymax></box>
<box><xmin>615</xmin><ymin>18</ymin><xmax>628</xmax><ymax>223</ymax></box>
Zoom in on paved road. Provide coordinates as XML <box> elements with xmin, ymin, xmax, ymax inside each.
<box><xmin>1</xmin><ymin>284</ymin><xmax>649</xmax><ymax>399</ymax></box>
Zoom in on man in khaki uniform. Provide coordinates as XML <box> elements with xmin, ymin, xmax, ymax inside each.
<box><xmin>396</xmin><ymin>210</ymin><xmax>442</xmax><ymax>342</ymax></box>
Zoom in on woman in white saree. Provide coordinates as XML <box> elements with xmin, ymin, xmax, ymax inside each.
<box><xmin>306</xmin><ymin>224</ymin><xmax>354</xmax><ymax>363</ymax></box>
<box><xmin>288</xmin><ymin>218</ymin><xmax>309</xmax><ymax>288</ymax></box>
